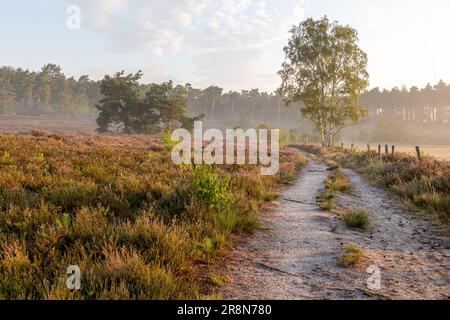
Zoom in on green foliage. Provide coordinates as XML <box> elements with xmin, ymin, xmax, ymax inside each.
<box><xmin>278</xmin><ymin>16</ymin><xmax>369</xmax><ymax>147</ymax></box>
<box><xmin>96</xmin><ymin>73</ymin><xmax>200</xmax><ymax>134</ymax></box>
<box><xmin>317</xmin><ymin>168</ymin><xmax>350</xmax><ymax>212</ymax></box>
<box><xmin>162</xmin><ymin>131</ymin><xmax>177</xmax><ymax>152</ymax></box>
<box><xmin>278</xmin><ymin>170</ymin><xmax>297</xmax><ymax>185</ymax></box>
<box><xmin>191</xmin><ymin>166</ymin><xmax>230</xmax><ymax>210</ymax></box>
<box><xmin>1</xmin><ymin>64</ymin><xmax>450</xmax><ymax>133</ymax></box>
<box><xmin>37</xmin><ymin>152</ymin><xmax>45</xmax><ymax>164</ymax></box>
<box><xmin>317</xmin><ymin>191</ymin><xmax>336</xmax><ymax>211</ymax></box>
<box><xmin>342</xmin><ymin>210</ymin><xmax>369</xmax><ymax>229</ymax></box>
<box><xmin>0</xmin><ymin>64</ymin><xmax>100</xmax><ymax>117</ymax></box>
<box><xmin>95</xmin><ymin>71</ymin><xmax>145</xmax><ymax>133</ymax></box>
<box><xmin>1</xmin><ymin>151</ymin><xmax>11</xmax><ymax>164</ymax></box>
<box><xmin>0</xmin><ymin>75</ymin><xmax>16</xmax><ymax>113</ymax></box>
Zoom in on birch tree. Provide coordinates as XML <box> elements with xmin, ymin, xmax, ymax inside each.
<box><xmin>278</xmin><ymin>16</ymin><xmax>369</xmax><ymax>147</ymax></box>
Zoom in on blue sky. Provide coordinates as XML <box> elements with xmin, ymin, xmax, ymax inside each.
<box><xmin>1</xmin><ymin>0</ymin><xmax>449</xmax><ymax>92</ymax></box>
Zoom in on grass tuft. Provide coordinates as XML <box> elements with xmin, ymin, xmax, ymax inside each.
<box><xmin>337</xmin><ymin>245</ymin><xmax>364</xmax><ymax>268</ymax></box>
<box><xmin>341</xmin><ymin>210</ymin><xmax>369</xmax><ymax>229</ymax></box>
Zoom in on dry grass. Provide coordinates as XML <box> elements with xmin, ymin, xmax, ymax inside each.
<box><xmin>297</xmin><ymin>144</ymin><xmax>450</xmax><ymax>222</ymax></box>
<box><xmin>342</xmin><ymin>210</ymin><xmax>369</xmax><ymax>229</ymax></box>
<box><xmin>0</xmin><ymin>133</ymin><xmax>306</xmax><ymax>299</ymax></box>
<box><xmin>325</xmin><ymin>169</ymin><xmax>352</xmax><ymax>193</ymax></box>
<box><xmin>317</xmin><ymin>167</ymin><xmax>351</xmax><ymax>212</ymax></box>
<box><xmin>337</xmin><ymin>245</ymin><xmax>364</xmax><ymax>268</ymax></box>
<box><xmin>0</xmin><ymin>115</ymin><xmax>97</xmax><ymax>135</ymax></box>
<box><xmin>341</xmin><ymin>152</ymin><xmax>450</xmax><ymax>221</ymax></box>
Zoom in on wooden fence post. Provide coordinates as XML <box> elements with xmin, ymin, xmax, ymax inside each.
<box><xmin>415</xmin><ymin>146</ymin><xmax>422</xmax><ymax>161</ymax></box>
<box><xmin>378</xmin><ymin>145</ymin><xmax>381</xmax><ymax>158</ymax></box>
<box><xmin>351</xmin><ymin>143</ymin><xmax>354</xmax><ymax>152</ymax></box>
<box><xmin>341</xmin><ymin>142</ymin><xmax>344</xmax><ymax>150</ymax></box>
<box><xmin>392</xmin><ymin>145</ymin><xmax>395</xmax><ymax>155</ymax></box>
<box><xmin>385</xmin><ymin>144</ymin><xmax>389</xmax><ymax>155</ymax></box>
<box><xmin>367</xmin><ymin>144</ymin><xmax>371</xmax><ymax>153</ymax></box>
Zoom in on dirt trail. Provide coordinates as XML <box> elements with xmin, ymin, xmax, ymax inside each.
<box><xmin>219</xmin><ymin>160</ymin><xmax>450</xmax><ymax>300</ymax></box>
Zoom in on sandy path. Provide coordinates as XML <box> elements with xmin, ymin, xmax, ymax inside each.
<box><xmin>334</xmin><ymin>169</ymin><xmax>450</xmax><ymax>299</ymax></box>
<box><xmin>219</xmin><ymin>161</ymin><xmax>450</xmax><ymax>300</ymax></box>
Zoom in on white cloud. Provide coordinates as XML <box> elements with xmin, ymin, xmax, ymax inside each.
<box><xmin>70</xmin><ymin>0</ymin><xmax>306</xmax><ymax>90</ymax></box>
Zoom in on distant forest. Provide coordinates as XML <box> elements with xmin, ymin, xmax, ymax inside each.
<box><xmin>1</xmin><ymin>64</ymin><xmax>449</xmax><ymax>127</ymax></box>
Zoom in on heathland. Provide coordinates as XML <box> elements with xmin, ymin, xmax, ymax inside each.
<box><xmin>0</xmin><ymin>131</ymin><xmax>305</xmax><ymax>299</ymax></box>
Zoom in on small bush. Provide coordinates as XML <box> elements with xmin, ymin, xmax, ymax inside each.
<box><xmin>162</xmin><ymin>130</ymin><xmax>176</xmax><ymax>152</ymax></box>
<box><xmin>338</xmin><ymin>245</ymin><xmax>364</xmax><ymax>268</ymax></box>
<box><xmin>326</xmin><ymin>170</ymin><xmax>351</xmax><ymax>193</ymax></box>
<box><xmin>342</xmin><ymin>210</ymin><xmax>369</xmax><ymax>229</ymax></box>
<box><xmin>317</xmin><ymin>191</ymin><xmax>336</xmax><ymax>211</ymax></box>
<box><xmin>278</xmin><ymin>169</ymin><xmax>297</xmax><ymax>185</ymax></box>
<box><xmin>191</xmin><ymin>166</ymin><xmax>230</xmax><ymax>210</ymax></box>
<box><xmin>319</xmin><ymin>200</ymin><xmax>335</xmax><ymax>211</ymax></box>
<box><xmin>1</xmin><ymin>151</ymin><xmax>11</xmax><ymax>164</ymax></box>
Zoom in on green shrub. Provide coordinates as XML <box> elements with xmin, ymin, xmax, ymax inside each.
<box><xmin>326</xmin><ymin>170</ymin><xmax>351</xmax><ymax>192</ymax></box>
<box><xmin>162</xmin><ymin>131</ymin><xmax>176</xmax><ymax>152</ymax></box>
<box><xmin>342</xmin><ymin>210</ymin><xmax>369</xmax><ymax>229</ymax></box>
<box><xmin>191</xmin><ymin>166</ymin><xmax>230</xmax><ymax>210</ymax></box>
<box><xmin>338</xmin><ymin>245</ymin><xmax>364</xmax><ymax>267</ymax></box>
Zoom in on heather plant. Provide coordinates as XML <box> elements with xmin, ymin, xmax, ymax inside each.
<box><xmin>0</xmin><ymin>134</ymin><xmax>306</xmax><ymax>299</ymax></box>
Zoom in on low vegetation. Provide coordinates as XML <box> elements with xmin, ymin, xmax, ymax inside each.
<box><xmin>0</xmin><ymin>133</ymin><xmax>306</xmax><ymax>299</ymax></box>
<box><xmin>299</xmin><ymin>144</ymin><xmax>450</xmax><ymax>222</ymax></box>
<box><xmin>337</xmin><ymin>245</ymin><xmax>364</xmax><ymax>268</ymax></box>
<box><xmin>317</xmin><ymin>166</ymin><xmax>351</xmax><ymax>211</ymax></box>
<box><xmin>317</xmin><ymin>191</ymin><xmax>336</xmax><ymax>211</ymax></box>
<box><xmin>340</xmin><ymin>151</ymin><xmax>450</xmax><ymax>221</ymax></box>
<box><xmin>342</xmin><ymin>210</ymin><xmax>369</xmax><ymax>229</ymax></box>
<box><xmin>325</xmin><ymin>169</ymin><xmax>352</xmax><ymax>193</ymax></box>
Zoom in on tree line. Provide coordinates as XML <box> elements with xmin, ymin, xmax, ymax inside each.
<box><xmin>0</xmin><ymin>64</ymin><xmax>101</xmax><ymax>117</ymax></box>
<box><xmin>362</xmin><ymin>81</ymin><xmax>450</xmax><ymax>125</ymax></box>
<box><xmin>1</xmin><ymin>64</ymin><xmax>449</xmax><ymax>129</ymax></box>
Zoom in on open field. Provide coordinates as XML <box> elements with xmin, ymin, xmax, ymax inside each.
<box><xmin>0</xmin><ymin>132</ymin><xmax>306</xmax><ymax>299</ymax></box>
<box><xmin>343</xmin><ymin>141</ymin><xmax>450</xmax><ymax>161</ymax></box>
<box><xmin>0</xmin><ymin>115</ymin><xmax>97</xmax><ymax>135</ymax></box>
<box><xmin>0</xmin><ymin>117</ymin><xmax>449</xmax><ymax>300</ymax></box>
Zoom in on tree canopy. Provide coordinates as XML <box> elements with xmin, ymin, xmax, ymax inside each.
<box><xmin>96</xmin><ymin>71</ymin><xmax>203</xmax><ymax>134</ymax></box>
<box><xmin>278</xmin><ymin>16</ymin><xmax>369</xmax><ymax>146</ymax></box>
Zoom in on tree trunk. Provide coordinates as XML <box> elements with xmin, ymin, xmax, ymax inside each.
<box><xmin>320</xmin><ymin>128</ymin><xmax>326</xmax><ymax>147</ymax></box>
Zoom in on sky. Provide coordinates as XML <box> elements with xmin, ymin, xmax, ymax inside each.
<box><xmin>1</xmin><ymin>0</ymin><xmax>449</xmax><ymax>92</ymax></box>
